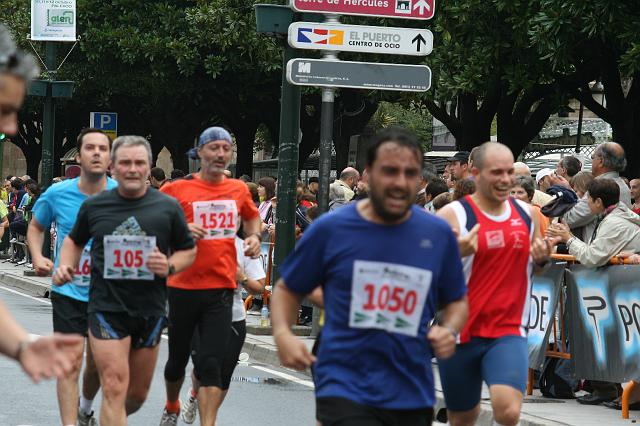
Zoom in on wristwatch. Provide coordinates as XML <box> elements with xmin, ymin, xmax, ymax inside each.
<box><xmin>167</xmin><ymin>263</ymin><xmax>176</xmax><ymax>276</ymax></box>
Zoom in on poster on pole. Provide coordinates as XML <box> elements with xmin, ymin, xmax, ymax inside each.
<box><xmin>31</xmin><ymin>0</ymin><xmax>77</xmax><ymax>42</ymax></box>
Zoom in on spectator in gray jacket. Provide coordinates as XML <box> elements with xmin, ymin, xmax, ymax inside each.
<box><xmin>329</xmin><ymin>183</ymin><xmax>348</xmax><ymax>211</ymax></box>
<box><xmin>552</xmin><ymin>142</ymin><xmax>631</xmax><ymax>242</ymax></box>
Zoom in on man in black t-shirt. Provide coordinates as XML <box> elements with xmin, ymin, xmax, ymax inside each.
<box><xmin>53</xmin><ymin>136</ymin><xmax>197</xmax><ymax>426</ymax></box>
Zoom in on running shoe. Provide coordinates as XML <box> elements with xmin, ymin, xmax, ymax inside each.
<box><xmin>77</xmin><ymin>409</ymin><xmax>97</xmax><ymax>426</ymax></box>
<box><xmin>180</xmin><ymin>393</ymin><xmax>198</xmax><ymax>424</ymax></box>
<box><xmin>159</xmin><ymin>408</ymin><xmax>178</xmax><ymax>426</ymax></box>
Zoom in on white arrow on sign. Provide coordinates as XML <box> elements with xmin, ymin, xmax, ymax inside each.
<box><xmin>413</xmin><ymin>0</ymin><xmax>431</xmax><ymax>15</ymax></box>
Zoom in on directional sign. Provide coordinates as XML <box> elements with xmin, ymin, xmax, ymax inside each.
<box><xmin>286</xmin><ymin>59</ymin><xmax>431</xmax><ymax>92</ymax></box>
<box><xmin>291</xmin><ymin>0</ymin><xmax>435</xmax><ymax>20</ymax></box>
<box><xmin>289</xmin><ymin>23</ymin><xmax>432</xmax><ymax>56</ymax></box>
<box><xmin>90</xmin><ymin>112</ymin><xmax>118</xmax><ymax>141</ymax></box>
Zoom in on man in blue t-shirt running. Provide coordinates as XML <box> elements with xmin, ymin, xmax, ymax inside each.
<box><xmin>272</xmin><ymin>128</ymin><xmax>469</xmax><ymax>426</ymax></box>
<box><xmin>28</xmin><ymin>128</ymin><xmax>116</xmax><ymax>426</ymax></box>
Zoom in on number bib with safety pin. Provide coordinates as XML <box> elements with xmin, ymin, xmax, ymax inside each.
<box><xmin>71</xmin><ymin>247</ymin><xmax>92</xmax><ymax>287</ymax></box>
<box><xmin>349</xmin><ymin>260</ymin><xmax>432</xmax><ymax>337</ymax></box>
<box><xmin>103</xmin><ymin>235</ymin><xmax>156</xmax><ymax>280</ymax></box>
<box><xmin>193</xmin><ymin>200</ymin><xmax>238</xmax><ymax>240</ymax></box>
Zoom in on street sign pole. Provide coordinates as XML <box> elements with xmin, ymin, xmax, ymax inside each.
<box><xmin>41</xmin><ymin>41</ymin><xmax>57</xmax><ymax>186</ymax></box>
<box><xmin>316</xmin><ymin>14</ymin><xmax>339</xmax><ymax>216</ymax></box>
<box><xmin>273</xmin><ymin>43</ymin><xmax>301</xmax><ymax>283</ymax></box>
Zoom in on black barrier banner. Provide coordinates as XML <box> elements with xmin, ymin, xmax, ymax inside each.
<box><xmin>527</xmin><ymin>264</ymin><xmax>564</xmax><ymax>370</ymax></box>
<box><xmin>567</xmin><ymin>265</ymin><xmax>640</xmax><ymax>382</ymax></box>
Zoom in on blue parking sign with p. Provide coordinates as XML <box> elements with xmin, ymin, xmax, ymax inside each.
<box><xmin>90</xmin><ymin>112</ymin><xmax>117</xmax><ymax>132</ymax></box>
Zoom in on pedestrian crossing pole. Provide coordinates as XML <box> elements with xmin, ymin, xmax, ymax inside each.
<box><xmin>40</xmin><ymin>41</ymin><xmax>57</xmax><ymax>187</ymax></box>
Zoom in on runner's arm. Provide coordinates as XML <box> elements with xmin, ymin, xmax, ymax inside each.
<box><xmin>0</xmin><ymin>300</ymin><xmax>82</xmax><ymax>382</ymax></box>
<box><xmin>52</xmin><ymin>236</ymin><xmax>84</xmax><ymax>285</ymax></box>
<box><xmin>437</xmin><ymin>205</ymin><xmax>478</xmax><ymax>257</ymax></box>
<box><xmin>167</xmin><ymin>246</ymin><xmax>197</xmax><ymax>275</ymax></box>
<box><xmin>271</xmin><ymin>279</ymin><xmax>316</xmax><ymax>370</ymax></box>
<box><xmin>27</xmin><ymin>219</ymin><xmax>54</xmax><ymax>275</ymax></box>
<box><xmin>242</xmin><ymin>216</ymin><xmax>262</xmax><ymax>258</ymax></box>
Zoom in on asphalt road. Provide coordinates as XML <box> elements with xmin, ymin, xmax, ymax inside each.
<box><xmin>0</xmin><ymin>285</ymin><xmax>315</xmax><ymax>426</ymax></box>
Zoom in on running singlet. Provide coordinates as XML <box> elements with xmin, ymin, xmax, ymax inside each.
<box><xmin>161</xmin><ymin>175</ymin><xmax>259</xmax><ymax>290</ymax></box>
<box><xmin>32</xmin><ymin>177</ymin><xmax>117</xmax><ymax>302</ymax></box>
<box><xmin>280</xmin><ymin>204</ymin><xmax>466</xmax><ymax>410</ymax></box>
<box><xmin>450</xmin><ymin>195</ymin><xmax>533</xmax><ymax>343</ymax></box>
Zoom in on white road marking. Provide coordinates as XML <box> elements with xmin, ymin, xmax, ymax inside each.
<box><xmin>0</xmin><ymin>285</ymin><xmax>51</xmax><ymax>305</ymax></box>
<box><xmin>251</xmin><ymin>365</ymin><xmax>315</xmax><ymax>388</ymax></box>
<box><xmin>0</xmin><ymin>285</ymin><xmax>169</xmax><ymax>340</ymax></box>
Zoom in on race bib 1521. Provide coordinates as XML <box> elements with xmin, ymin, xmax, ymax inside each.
<box><xmin>349</xmin><ymin>260</ymin><xmax>432</xmax><ymax>337</ymax></box>
<box><xmin>193</xmin><ymin>200</ymin><xmax>238</xmax><ymax>240</ymax></box>
<box><xmin>103</xmin><ymin>235</ymin><xmax>156</xmax><ymax>281</ymax></box>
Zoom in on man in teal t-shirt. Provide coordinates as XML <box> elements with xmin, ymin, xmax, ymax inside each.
<box><xmin>28</xmin><ymin>128</ymin><xmax>115</xmax><ymax>426</ymax></box>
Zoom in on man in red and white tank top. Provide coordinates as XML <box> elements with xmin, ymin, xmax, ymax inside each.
<box><xmin>437</xmin><ymin>142</ymin><xmax>554</xmax><ymax>426</ymax></box>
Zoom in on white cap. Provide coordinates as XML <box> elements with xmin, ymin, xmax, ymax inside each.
<box><xmin>535</xmin><ymin>168</ymin><xmax>554</xmax><ymax>183</ymax></box>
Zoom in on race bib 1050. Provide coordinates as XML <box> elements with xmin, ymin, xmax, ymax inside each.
<box><xmin>103</xmin><ymin>235</ymin><xmax>156</xmax><ymax>280</ymax></box>
<box><xmin>349</xmin><ymin>260</ymin><xmax>432</xmax><ymax>337</ymax></box>
<box><xmin>193</xmin><ymin>200</ymin><xmax>238</xmax><ymax>240</ymax></box>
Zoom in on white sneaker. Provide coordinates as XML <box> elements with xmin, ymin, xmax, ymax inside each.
<box><xmin>77</xmin><ymin>409</ymin><xmax>97</xmax><ymax>426</ymax></box>
<box><xmin>159</xmin><ymin>408</ymin><xmax>178</xmax><ymax>426</ymax></box>
<box><xmin>180</xmin><ymin>393</ymin><xmax>198</xmax><ymax>424</ymax></box>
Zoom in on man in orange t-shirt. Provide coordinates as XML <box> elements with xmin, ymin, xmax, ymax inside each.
<box><xmin>159</xmin><ymin>127</ymin><xmax>261</xmax><ymax>426</ymax></box>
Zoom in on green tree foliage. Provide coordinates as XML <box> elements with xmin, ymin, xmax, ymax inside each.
<box><xmin>530</xmin><ymin>0</ymin><xmax>640</xmax><ymax>175</ymax></box>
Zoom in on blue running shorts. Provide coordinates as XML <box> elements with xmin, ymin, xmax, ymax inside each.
<box><xmin>437</xmin><ymin>335</ymin><xmax>528</xmax><ymax>412</ymax></box>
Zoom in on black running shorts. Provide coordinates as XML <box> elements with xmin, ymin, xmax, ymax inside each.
<box><xmin>316</xmin><ymin>397</ymin><xmax>433</xmax><ymax>426</ymax></box>
<box><xmin>51</xmin><ymin>292</ymin><xmax>89</xmax><ymax>336</ymax></box>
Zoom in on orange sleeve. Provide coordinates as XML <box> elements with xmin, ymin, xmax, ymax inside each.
<box><xmin>536</xmin><ymin>207</ymin><xmax>549</xmax><ymax>237</ymax></box>
<box><xmin>239</xmin><ymin>184</ymin><xmax>259</xmax><ymax>220</ymax></box>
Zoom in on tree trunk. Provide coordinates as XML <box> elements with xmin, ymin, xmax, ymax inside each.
<box><xmin>234</xmin><ymin>120</ymin><xmax>259</xmax><ymax>178</ymax></box>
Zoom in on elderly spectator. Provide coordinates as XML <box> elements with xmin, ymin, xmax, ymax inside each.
<box><xmin>630</xmin><ymin>178</ymin><xmax>640</xmax><ymax>214</ymax></box>
<box><xmin>511</xmin><ymin>176</ymin><xmax>550</xmax><ymax>237</ymax></box>
<box><xmin>547</xmin><ymin>179</ymin><xmax>640</xmax><ymax>267</ymax></box>
<box><xmin>556</xmin><ymin>156</ymin><xmax>582</xmax><ymax>180</ymax></box>
<box><xmin>514</xmin><ymin>162</ymin><xmax>553</xmax><ymax>207</ymax></box>
<box><xmin>559</xmin><ymin>142</ymin><xmax>631</xmax><ymax>243</ymax></box>
<box><xmin>334</xmin><ymin>167</ymin><xmax>359</xmax><ymax>201</ymax></box>
<box><xmin>329</xmin><ymin>183</ymin><xmax>348</xmax><ymax>211</ymax></box>
<box><xmin>570</xmin><ymin>171</ymin><xmax>594</xmax><ymax>199</ymax></box>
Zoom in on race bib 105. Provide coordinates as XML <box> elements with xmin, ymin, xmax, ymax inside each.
<box><xmin>103</xmin><ymin>235</ymin><xmax>156</xmax><ymax>280</ymax></box>
<box><xmin>349</xmin><ymin>260</ymin><xmax>432</xmax><ymax>337</ymax></box>
<box><xmin>193</xmin><ymin>200</ymin><xmax>238</xmax><ymax>240</ymax></box>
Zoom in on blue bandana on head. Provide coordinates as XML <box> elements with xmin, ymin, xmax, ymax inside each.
<box><xmin>187</xmin><ymin>126</ymin><xmax>232</xmax><ymax>159</ymax></box>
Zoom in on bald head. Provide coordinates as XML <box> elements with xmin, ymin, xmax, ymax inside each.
<box><xmin>513</xmin><ymin>162</ymin><xmax>531</xmax><ymax>177</ymax></box>
<box><xmin>593</xmin><ymin>142</ymin><xmax>627</xmax><ymax>176</ymax></box>
<box><xmin>473</xmin><ymin>142</ymin><xmax>514</xmax><ymax>171</ymax></box>
<box><xmin>340</xmin><ymin>167</ymin><xmax>360</xmax><ymax>189</ymax></box>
